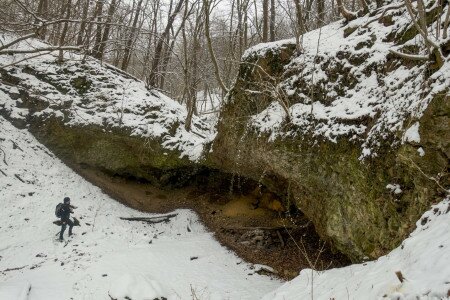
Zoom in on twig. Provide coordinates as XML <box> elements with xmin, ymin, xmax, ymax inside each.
<box><xmin>1</xmin><ymin>265</ymin><xmax>28</xmax><ymax>272</ymax></box>
<box><xmin>11</xmin><ymin>140</ymin><xmax>23</xmax><ymax>151</ymax></box>
<box><xmin>91</xmin><ymin>200</ymin><xmax>104</xmax><ymax>232</ymax></box>
<box><xmin>399</xmin><ymin>154</ymin><xmax>447</xmax><ymax>192</ymax></box>
<box><xmin>395</xmin><ymin>270</ymin><xmax>406</xmax><ymax>283</ymax></box>
<box><xmin>276</xmin><ymin>229</ymin><xmax>285</xmax><ymax>247</ymax></box>
<box><xmin>191</xmin><ymin>130</ymin><xmax>206</xmax><ymax>139</ymax></box>
<box><xmin>242</xmin><ymin>60</ymin><xmax>292</xmax><ymax>121</ymax></box>
<box><xmin>223</xmin><ymin>225</ymin><xmax>298</xmax><ymax>230</ymax></box>
<box><xmin>14</xmin><ymin>174</ymin><xmax>25</xmax><ymax>183</ymax></box>
<box><xmin>0</xmin><ymin>51</ymin><xmax>52</xmax><ymax>69</ymax></box>
<box><xmin>0</xmin><ymin>146</ymin><xmax>7</xmax><ymax>165</ymax></box>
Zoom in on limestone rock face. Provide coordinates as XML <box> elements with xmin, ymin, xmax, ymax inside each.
<box><xmin>209</xmin><ymin>17</ymin><xmax>449</xmax><ymax>261</ymax></box>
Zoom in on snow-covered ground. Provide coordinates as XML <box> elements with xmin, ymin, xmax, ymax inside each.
<box><xmin>263</xmin><ymin>195</ymin><xmax>450</xmax><ymax>300</ymax></box>
<box><xmin>1</xmin><ymin>114</ymin><xmax>449</xmax><ymax>300</ymax></box>
<box><xmin>0</xmin><ymin>116</ymin><xmax>281</xmax><ymax>300</ymax></box>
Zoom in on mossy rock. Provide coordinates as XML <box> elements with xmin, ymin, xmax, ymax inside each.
<box><xmin>207</xmin><ymin>38</ymin><xmax>449</xmax><ymax>261</ymax></box>
<box><xmin>70</xmin><ymin>76</ymin><xmax>92</xmax><ymax>94</ymax></box>
<box><xmin>20</xmin><ymin>113</ymin><xmax>200</xmax><ymax>187</ymax></box>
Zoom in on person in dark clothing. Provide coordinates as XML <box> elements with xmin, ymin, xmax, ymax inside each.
<box><xmin>59</xmin><ymin>197</ymin><xmax>76</xmax><ymax>241</ymax></box>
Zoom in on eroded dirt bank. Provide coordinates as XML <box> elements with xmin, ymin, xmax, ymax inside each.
<box><xmin>72</xmin><ymin>164</ymin><xmax>349</xmax><ymax>280</ymax></box>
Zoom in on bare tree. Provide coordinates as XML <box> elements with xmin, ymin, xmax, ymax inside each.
<box><xmin>147</xmin><ymin>0</ymin><xmax>185</xmax><ymax>88</ymax></box>
<box><xmin>269</xmin><ymin>0</ymin><xmax>275</xmax><ymax>41</ymax></box>
<box><xmin>203</xmin><ymin>0</ymin><xmax>229</xmax><ymax>94</ymax></box>
<box><xmin>262</xmin><ymin>0</ymin><xmax>269</xmax><ymax>42</ymax></box>
<box><xmin>121</xmin><ymin>0</ymin><xmax>144</xmax><ymax>70</ymax></box>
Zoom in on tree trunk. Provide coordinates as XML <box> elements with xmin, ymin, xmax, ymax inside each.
<box><xmin>269</xmin><ymin>0</ymin><xmax>275</xmax><ymax>41</ymax></box>
<box><xmin>97</xmin><ymin>0</ymin><xmax>118</xmax><ymax>60</ymax></box>
<box><xmin>147</xmin><ymin>0</ymin><xmax>185</xmax><ymax>88</ymax></box>
<box><xmin>77</xmin><ymin>0</ymin><xmax>90</xmax><ymax>45</ymax></box>
<box><xmin>57</xmin><ymin>0</ymin><xmax>72</xmax><ymax>63</ymax></box>
<box><xmin>121</xmin><ymin>0</ymin><xmax>144</xmax><ymax>70</ymax></box>
<box><xmin>317</xmin><ymin>0</ymin><xmax>325</xmax><ymax>27</ymax></box>
<box><xmin>293</xmin><ymin>0</ymin><xmax>305</xmax><ymax>51</ymax></box>
<box><xmin>92</xmin><ymin>0</ymin><xmax>105</xmax><ymax>58</ymax></box>
<box><xmin>262</xmin><ymin>0</ymin><xmax>269</xmax><ymax>42</ymax></box>
<box><xmin>202</xmin><ymin>0</ymin><xmax>228</xmax><ymax>94</ymax></box>
<box><xmin>36</xmin><ymin>0</ymin><xmax>48</xmax><ymax>39</ymax></box>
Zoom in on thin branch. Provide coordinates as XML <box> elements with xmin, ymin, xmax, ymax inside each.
<box><xmin>0</xmin><ymin>33</ymin><xmax>37</xmax><ymax>51</ymax></box>
<box><xmin>389</xmin><ymin>49</ymin><xmax>429</xmax><ymax>61</ymax></box>
<box><xmin>399</xmin><ymin>154</ymin><xmax>447</xmax><ymax>192</ymax></box>
<box><xmin>404</xmin><ymin>0</ymin><xmax>440</xmax><ymax>49</ymax></box>
<box><xmin>241</xmin><ymin>59</ymin><xmax>292</xmax><ymax>121</ymax></box>
<box><xmin>0</xmin><ymin>46</ymin><xmax>81</xmax><ymax>55</ymax></box>
<box><xmin>443</xmin><ymin>5</ymin><xmax>450</xmax><ymax>39</ymax></box>
<box><xmin>0</xmin><ymin>146</ymin><xmax>7</xmax><ymax>165</ymax></box>
<box><xmin>12</xmin><ymin>0</ymin><xmax>43</xmax><ymax>22</ymax></box>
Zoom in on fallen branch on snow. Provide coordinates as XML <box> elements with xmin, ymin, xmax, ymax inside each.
<box><xmin>1</xmin><ymin>265</ymin><xmax>28</xmax><ymax>273</ymax></box>
<box><xmin>0</xmin><ymin>145</ymin><xmax>7</xmax><ymax>165</ymax></box>
<box><xmin>14</xmin><ymin>174</ymin><xmax>25</xmax><ymax>183</ymax></box>
<box><xmin>222</xmin><ymin>224</ymin><xmax>306</xmax><ymax>231</ymax></box>
<box><xmin>0</xmin><ymin>46</ymin><xmax>81</xmax><ymax>55</ymax></box>
<box><xmin>120</xmin><ymin>213</ymin><xmax>178</xmax><ymax>224</ymax></box>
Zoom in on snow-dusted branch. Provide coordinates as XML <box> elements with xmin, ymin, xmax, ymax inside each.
<box><xmin>0</xmin><ymin>46</ymin><xmax>81</xmax><ymax>55</ymax></box>
<box><xmin>388</xmin><ymin>49</ymin><xmax>429</xmax><ymax>61</ymax></box>
<box><xmin>0</xmin><ymin>51</ymin><xmax>52</xmax><ymax>68</ymax></box>
<box><xmin>242</xmin><ymin>60</ymin><xmax>291</xmax><ymax>121</ymax></box>
<box><xmin>399</xmin><ymin>154</ymin><xmax>447</xmax><ymax>193</ymax></box>
<box><xmin>393</xmin><ymin>0</ymin><xmax>446</xmax><ymax>69</ymax></box>
<box><xmin>0</xmin><ymin>33</ymin><xmax>37</xmax><ymax>52</ymax></box>
<box><xmin>404</xmin><ymin>0</ymin><xmax>440</xmax><ymax>49</ymax></box>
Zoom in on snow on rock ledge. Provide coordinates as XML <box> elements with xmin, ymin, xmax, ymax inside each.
<box><xmin>0</xmin><ymin>34</ymin><xmax>212</xmax><ymax>164</ymax></box>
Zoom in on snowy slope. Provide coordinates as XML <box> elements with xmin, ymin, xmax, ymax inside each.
<box><xmin>0</xmin><ymin>116</ymin><xmax>281</xmax><ymax>300</ymax></box>
<box><xmin>0</xmin><ymin>34</ymin><xmax>213</xmax><ymax>161</ymax></box>
<box><xmin>262</xmin><ymin>196</ymin><xmax>450</xmax><ymax>299</ymax></box>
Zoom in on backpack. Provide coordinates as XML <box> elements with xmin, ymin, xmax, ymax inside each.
<box><xmin>55</xmin><ymin>203</ymin><xmax>63</xmax><ymax>218</ymax></box>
